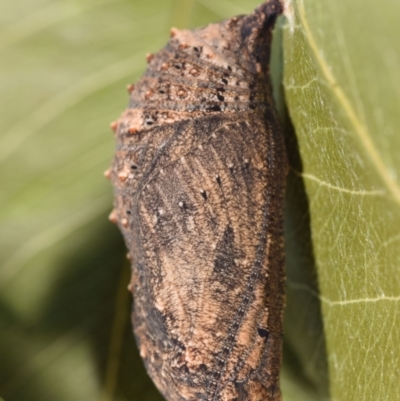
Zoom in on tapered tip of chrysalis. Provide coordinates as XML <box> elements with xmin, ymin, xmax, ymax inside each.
<box><xmin>238</xmin><ymin>0</ymin><xmax>283</xmax><ymax>73</ymax></box>
<box><xmin>244</xmin><ymin>0</ymin><xmax>283</xmax><ymax>35</ymax></box>
<box><xmin>252</xmin><ymin>0</ymin><xmax>283</xmax><ymax>20</ymax></box>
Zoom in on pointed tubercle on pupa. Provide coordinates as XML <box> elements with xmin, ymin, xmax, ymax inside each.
<box><xmin>108</xmin><ymin>209</ymin><xmax>118</xmax><ymax>224</ymax></box>
<box><xmin>118</xmin><ymin>170</ymin><xmax>129</xmax><ymax>182</ymax></box>
<box><xmin>110</xmin><ymin>121</ymin><xmax>118</xmax><ymax>133</ymax></box>
<box><xmin>103</xmin><ymin>168</ymin><xmax>112</xmax><ymax>179</ymax></box>
<box><xmin>127</xmin><ymin>83</ymin><xmax>135</xmax><ymax>94</ymax></box>
<box><xmin>170</xmin><ymin>27</ymin><xmax>179</xmax><ymax>38</ymax></box>
<box><xmin>146</xmin><ymin>53</ymin><xmax>154</xmax><ymax>63</ymax></box>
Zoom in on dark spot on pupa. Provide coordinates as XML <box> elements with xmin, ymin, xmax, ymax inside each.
<box><xmin>217</xmin><ymin>94</ymin><xmax>225</xmax><ymax>102</ymax></box>
<box><xmin>145</xmin><ymin>116</ymin><xmax>155</xmax><ymax>126</ymax></box>
<box><xmin>257</xmin><ymin>328</ymin><xmax>269</xmax><ymax>339</ymax></box>
<box><xmin>198</xmin><ymin>363</ymin><xmax>208</xmax><ymax>373</ymax></box>
<box><xmin>200</xmin><ymin>189</ymin><xmax>207</xmax><ymax>201</ymax></box>
<box><xmin>209</xmin><ymin>105</ymin><xmax>221</xmax><ymax>112</ymax></box>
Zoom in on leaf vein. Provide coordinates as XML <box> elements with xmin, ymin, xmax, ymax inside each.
<box><xmin>291</xmin><ymin>168</ymin><xmax>386</xmax><ymax>196</ymax></box>
<box><xmin>287</xmin><ymin>280</ymin><xmax>400</xmax><ymax>306</ymax></box>
<box><xmin>296</xmin><ymin>0</ymin><xmax>400</xmax><ymax>203</ymax></box>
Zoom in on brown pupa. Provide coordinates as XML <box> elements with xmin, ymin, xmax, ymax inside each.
<box><xmin>107</xmin><ymin>1</ymin><xmax>287</xmax><ymax>400</ymax></box>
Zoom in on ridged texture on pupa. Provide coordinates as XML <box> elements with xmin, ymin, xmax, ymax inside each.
<box><xmin>109</xmin><ymin>1</ymin><xmax>286</xmax><ymax>400</ymax></box>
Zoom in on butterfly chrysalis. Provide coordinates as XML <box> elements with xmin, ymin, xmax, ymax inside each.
<box><xmin>107</xmin><ymin>1</ymin><xmax>287</xmax><ymax>399</ymax></box>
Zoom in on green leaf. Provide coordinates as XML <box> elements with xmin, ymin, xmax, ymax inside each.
<box><xmin>2</xmin><ymin>0</ymin><xmax>399</xmax><ymax>400</ymax></box>
<box><xmin>282</xmin><ymin>0</ymin><xmax>400</xmax><ymax>400</ymax></box>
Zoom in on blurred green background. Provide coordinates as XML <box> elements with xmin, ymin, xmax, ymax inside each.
<box><xmin>1</xmin><ymin>0</ymin><xmax>399</xmax><ymax>400</ymax></box>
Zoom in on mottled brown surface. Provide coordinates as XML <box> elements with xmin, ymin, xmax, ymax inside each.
<box><xmin>108</xmin><ymin>1</ymin><xmax>287</xmax><ymax>400</ymax></box>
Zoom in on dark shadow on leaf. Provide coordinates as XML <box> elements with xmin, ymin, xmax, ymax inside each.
<box><xmin>270</xmin><ymin>16</ymin><xmax>330</xmax><ymax>399</ymax></box>
<box><xmin>282</xmin><ymin>105</ymin><xmax>330</xmax><ymax>400</ymax></box>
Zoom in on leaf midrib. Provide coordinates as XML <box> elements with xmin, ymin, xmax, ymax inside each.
<box><xmin>295</xmin><ymin>0</ymin><xmax>400</xmax><ymax>204</ymax></box>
